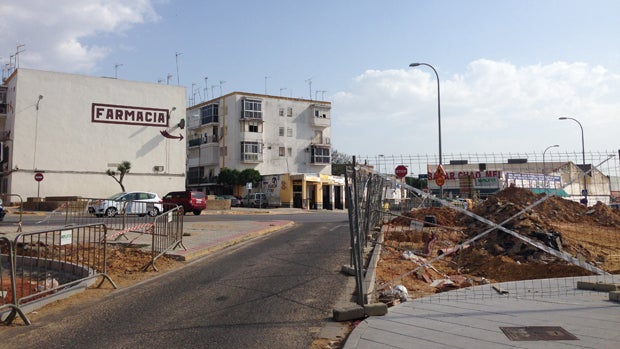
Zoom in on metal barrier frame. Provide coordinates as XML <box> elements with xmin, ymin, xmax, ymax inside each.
<box><xmin>0</xmin><ymin>236</ymin><xmax>30</xmax><ymax>325</ymax></box>
<box><xmin>11</xmin><ymin>223</ymin><xmax>117</xmax><ymax>309</ymax></box>
<box><xmin>142</xmin><ymin>206</ymin><xmax>184</xmax><ymax>271</ymax></box>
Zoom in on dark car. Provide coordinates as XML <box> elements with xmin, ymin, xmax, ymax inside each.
<box><xmin>217</xmin><ymin>195</ymin><xmax>242</xmax><ymax>207</ymax></box>
<box><xmin>162</xmin><ymin>190</ymin><xmax>206</xmax><ymax>215</ymax></box>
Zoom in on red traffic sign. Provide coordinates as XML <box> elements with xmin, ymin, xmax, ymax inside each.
<box><xmin>435</xmin><ymin>176</ymin><xmax>445</xmax><ymax>187</ymax></box>
<box><xmin>34</xmin><ymin>172</ymin><xmax>44</xmax><ymax>182</ymax></box>
<box><xmin>394</xmin><ymin>165</ymin><xmax>408</xmax><ymax>178</ymax></box>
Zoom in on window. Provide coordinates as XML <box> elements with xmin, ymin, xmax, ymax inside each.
<box><xmin>287</xmin><ymin>127</ymin><xmax>293</xmax><ymax>137</ymax></box>
<box><xmin>241</xmin><ymin>141</ymin><xmax>262</xmax><ymax>161</ymax></box>
<box><xmin>287</xmin><ymin>147</ymin><xmax>292</xmax><ymax>156</ymax></box>
<box><xmin>249</xmin><ymin>123</ymin><xmax>259</xmax><ymax>132</ymax></box>
<box><xmin>311</xmin><ymin>146</ymin><xmax>330</xmax><ymax>164</ymax></box>
<box><xmin>200</xmin><ymin>103</ymin><xmax>219</xmax><ymax>124</ymax></box>
<box><xmin>279</xmin><ymin>127</ymin><xmax>285</xmax><ymax>136</ymax></box>
<box><xmin>279</xmin><ymin>108</ymin><xmax>284</xmax><ymax>117</ymax></box>
<box><xmin>279</xmin><ymin>147</ymin><xmax>285</xmax><ymax>157</ymax></box>
<box><xmin>242</xmin><ymin>99</ymin><xmax>262</xmax><ymax>119</ymax></box>
<box><xmin>286</xmin><ymin>107</ymin><xmax>293</xmax><ymax>117</ymax></box>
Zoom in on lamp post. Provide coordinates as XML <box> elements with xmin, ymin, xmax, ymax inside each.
<box><xmin>558</xmin><ymin>117</ymin><xmax>587</xmax><ymax>204</ymax></box>
<box><xmin>542</xmin><ymin>144</ymin><xmax>559</xmax><ymax>194</ymax></box>
<box><xmin>377</xmin><ymin>154</ymin><xmax>384</xmax><ymax>174</ymax></box>
<box><xmin>409</xmin><ymin>62</ymin><xmax>442</xmax><ymax>196</ymax></box>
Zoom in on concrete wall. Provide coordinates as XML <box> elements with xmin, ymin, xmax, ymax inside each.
<box><xmin>3</xmin><ymin>68</ymin><xmax>186</xmax><ymax>199</ymax></box>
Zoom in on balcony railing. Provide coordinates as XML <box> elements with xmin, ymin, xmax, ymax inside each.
<box><xmin>189</xmin><ymin>134</ymin><xmax>219</xmax><ymax>147</ymax></box>
<box><xmin>311</xmin><ymin>114</ymin><xmax>330</xmax><ymax>128</ymax></box>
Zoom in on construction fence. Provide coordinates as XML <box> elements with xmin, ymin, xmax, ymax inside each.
<box><xmin>0</xmin><ymin>199</ymin><xmax>185</xmax><ymax>325</ymax></box>
<box><xmin>345</xmin><ymin>151</ymin><xmax>620</xmax><ymax>305</ymax></box>
<box><xmin>0</xmin><ymin>223</ymin><xmax>116</xmax><ymax>325</ymax></box>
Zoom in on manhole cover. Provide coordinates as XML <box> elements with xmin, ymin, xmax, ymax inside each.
<box><xmin>500</xmin><ymin>326</ymin><xmax>578</xmax><ymax>341</ymax></box>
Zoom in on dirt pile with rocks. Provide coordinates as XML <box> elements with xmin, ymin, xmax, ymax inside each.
<box><xmin>375</xmin><ymin>187</ymin><xmax>620</xmax><ymax>300</ymax></box>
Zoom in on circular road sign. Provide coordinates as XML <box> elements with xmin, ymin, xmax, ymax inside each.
<box><xmin>435</xmin><ymin>176</ymin><xmax>446</xmax><ymax>187</ymax></box>
<box><xmin>34</xmin><ymin>172</ymin><xmax>44</xmax><ymax>182</ymax></box>
<box><xmin>394</xmin><ymin>165</ymin><xmax>408</xmax><ymax>178</ymax></box>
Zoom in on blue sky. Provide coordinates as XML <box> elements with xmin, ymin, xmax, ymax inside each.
<box><xmin>2</xmin><ymin>0</ymin><xmax>619</xmax><ymax>158</ymax></box>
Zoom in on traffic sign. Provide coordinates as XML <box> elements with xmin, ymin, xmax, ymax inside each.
<box><xmin>34</xmin><ymin>172</ymin><xmax>44</xmax><ymax>182</ymax></box>
<box><xmin>435</xmin><ymin>176</ymin><xmax>445</xmax><ymax>187</ymax></box>
<box><xmin>394</xmin><ymin>165</ymin><xmax>408</xmax><ymax>178</ymax></box>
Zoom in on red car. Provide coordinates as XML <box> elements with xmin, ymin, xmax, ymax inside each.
<box><xmin>162</xmin><ymin>190</ymin><xmax>206</xmax><ymax>215</ymax></box>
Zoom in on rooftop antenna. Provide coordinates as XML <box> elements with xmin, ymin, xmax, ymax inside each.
<box><xmin>219</xmin><ymin>80</ymin><xmax>225</xmax><ymax>96</ymax></box>
<box><xmin>280</xmin><ymin>87</ymin><xmax>287</xmax><ymax>96</ymax></box>
<box><xmin>320</xmin><ymin>90</ymin><xmax>327</xmax><ymax>100</ymax></box>
<box><xmin>114</xmin><ymin>63</ymin><xmax>123</xmax><ymax>78</ymax></box>
<box><xmin>204</xmin><ymin>77</ymin><xmax>209</xmax><ymax>100</ymax></box>
<box><xmin>264</xmin><ymin>76</ymin><xmax>270</xmax><ymax>94</ymax></box>
<box><xmin>15</xmin><ymin>44</ymin><xmax>25</xmax><ymax>69</ymax></box>
<box><xmin>305</xmin><ymin>77</ymin><xmax>313</xmax><ymax>99</ymax></box>
<box><xmin>211</xmin><ymin>85</ymin><xmax>216</xmax><ymax>98</ymax></box>
<box><xmin>191</xmin><ymin>83</ymin><xmax>197</xmax><ymax>105</ymax></box>
<box><xmin>175</xmin><ymin>52</ymin><xmax>182</xmax><ymax>85</ymax></box>
<box><xmin>167</xmin><ymin>73</ymin><xmax>173</xmax><ymax>85</ymax></box>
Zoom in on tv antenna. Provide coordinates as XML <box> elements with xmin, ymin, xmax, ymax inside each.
<box><xmin>305</xmin><ymin>77</ymin><xmax>313</xmax><ymax>99</ymax></box>
<box><xmin>175</xmin><ymin>52</ymin><xmax>182</xmax><ymax>85</ymax></box>
<box><xmin>114</xmin><ymin>63</ymin><xmax>123</xmax><ymax>78</ymax></box>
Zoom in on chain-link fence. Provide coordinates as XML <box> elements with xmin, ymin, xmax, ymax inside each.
<box><xmin>346</xmin><ymin>151</ymin><xmax>620</xmax><ymax>305</ymax></box>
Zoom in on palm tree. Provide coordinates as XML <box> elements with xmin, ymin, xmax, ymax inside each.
<box><xmin>106</xmin><ymin>161</ymin><xmax>131</xmax><ymax>192</ymax></box>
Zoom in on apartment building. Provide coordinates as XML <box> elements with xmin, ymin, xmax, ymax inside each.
<box><xmin>186</xmin><ymin>92</ymin><xmax>344</xmax><ymax>209</ymax></box>
<box><xmin>0</xmin><ymin>68</ymin><xmax>186</xmax><ymax>200</ymax></box>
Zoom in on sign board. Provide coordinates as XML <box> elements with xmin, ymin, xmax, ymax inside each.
<box><xmin>409</xmin><ymin>220</ymin><xmax>424</xmax><ymax>231</ymax></box>
<box><xmin>435</xmin><ymin>176</ymin><xmax>446</xmax><ymax>186</ymax></box>
<box><xmin>60</xmin><ymin>230</ymin><xmax>72</xmax><ymax>245</ymax></box>
<box><xmin>395</xmin><ymin>165</ymin><xmax>408</xmax><ymax>178</ymax></box>
<box><xmin>34</xmin><ymin>172</ymin><xmax>44</xmax><ymax>182</ymax></box>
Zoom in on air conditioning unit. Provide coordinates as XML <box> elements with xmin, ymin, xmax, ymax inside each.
<box><xmin>153</xmin><ymin>166</ymin><xmax>164</xmax><ymax>172</ymax></box>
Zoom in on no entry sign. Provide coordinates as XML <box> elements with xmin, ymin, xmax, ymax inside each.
<box><xmin>34</xmin><ymin>172</ymin><xmax>44</xmax><ymax>182</ymax></box>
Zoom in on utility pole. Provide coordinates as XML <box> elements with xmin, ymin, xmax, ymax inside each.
<box><xmin>114</xmin><ymin>63</ymin><xmax>123</xmax><ymax>78</ymax></box>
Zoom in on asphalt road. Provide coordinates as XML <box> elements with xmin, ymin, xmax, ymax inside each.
<box><xmin>0</xmin><ymin>212</ymin><xmax>352</xmax><ymax>349</ymax></box>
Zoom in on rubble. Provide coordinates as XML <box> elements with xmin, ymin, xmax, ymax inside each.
<box><xmin>375</xmin><ymin>187</ymin><xmax>620</xmax><ymax>303</ymax></box>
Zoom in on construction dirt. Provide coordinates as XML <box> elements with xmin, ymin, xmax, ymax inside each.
<box><xmin>375</xmin><ymin>186</ymin><xmax>620</xmax><ymax>300</ymax></box>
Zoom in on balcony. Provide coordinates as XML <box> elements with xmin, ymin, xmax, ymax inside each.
<box><xmin>241</xmin><ymin>153</ymin><xmax>263</xmax><ymax>163</ymax></box>
<box><xmin>201</xmin><ymin>114</ymin><xmax>219</xmax><ymax>125</ymax></box>
<box><xmin>311</xmin><ymin>114</ymin><xmax>330</xmax><ymax>128</ymax></box>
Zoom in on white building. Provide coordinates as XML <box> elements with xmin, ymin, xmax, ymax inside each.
<box><xmin>0</xmin><ymin>68</ymin><xmax>187</xmax><ymax>200</ymax></box>
<box><xmin>187</xmin><ymin>92</ymin><xmax>343</xmax><ymax>209</ymax></box>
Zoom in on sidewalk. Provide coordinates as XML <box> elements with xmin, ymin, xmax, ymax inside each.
<box><xmin>344</xmin><ymin>276</ymin><xmax>620</xmax><ymax>349</ymax></box>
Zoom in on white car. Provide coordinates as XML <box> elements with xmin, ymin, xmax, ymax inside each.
<box><xmin>88</xmin><ymin>191</ymin><xmax>163</xmax><ymax>217</ymax></box>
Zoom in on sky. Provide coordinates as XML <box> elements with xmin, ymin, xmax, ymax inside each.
<box><xmin>1</xmin><ymin>0</ymin><xmax>619</xmax><ymax>159</ymax></box>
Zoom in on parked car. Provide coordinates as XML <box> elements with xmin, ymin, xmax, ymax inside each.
<box><xmin>0</xmin><ymin>198</ymin><xmax>5</xmax><ymax>221</ymax></box>
<box><xmin>244</xmin><ymin>192</ymin><xmax>269</xmax><ymax>208</ymax></box>
<box><xmin>217</xmin><ymin>195</ymin><xmax>242</xmax><ymax>207</ymax></box>
<box><xmin>162</xmin><ymin>190</ymin><xmax>206</xmax><ymax>215</ymax></box>
<box><xmin>88</xmin><ymin>191</ymin><xmax>163</xmax><ymax>217</ymax></box>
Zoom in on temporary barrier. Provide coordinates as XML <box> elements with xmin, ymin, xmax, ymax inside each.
<box><xmin>142</xmin><ymin>206</ymin><xmax>184</xmax><ymax>271</ymax></box>
<box><xmin>0</xmin><ymin>236</ymin><xmax>30</xmax><ymax>325</ymax></box>
<box><xmin>345</xmin><ymin>152</ymin><xmax>620</xmax><ymax>306</ymax></box>
<box><xmin>7</xmin><ymin>224</ymin><xmax>117</xmax><ymax>324</ymax></box>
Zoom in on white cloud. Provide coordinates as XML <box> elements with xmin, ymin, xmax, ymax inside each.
<box><xmin>0</xmin><ymin>0</ymin><xmax>159</xmax><ymax>74</ymax></box>
<box><xmin>332</xmin><ymin>59</ymin><xmax>620</xmax><ymax>157</ymax></box>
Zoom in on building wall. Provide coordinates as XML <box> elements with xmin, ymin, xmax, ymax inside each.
<box><xmin>2</xmin><ymin>69</ymin><xmax>186</xmax><ymax>199</ymax></box>
<box><xmin>187</xmin><ymin>92</ymin><xmax>332</xmax><ymax>187</ymax></box>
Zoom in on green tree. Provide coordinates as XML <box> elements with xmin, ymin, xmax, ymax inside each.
<box><xmin>217</xmin><ymin>168</ymin><xmax>240</xmax><ymax>193</ymax></box>
<box><xmin>331</xmin><ymin>149</ymin><xmax>352</xmax><ymax>176</ymax></box>
<box><xmin>106</xmin><ymin>161</ymin><xmax>131</xmax><ymax>192</ymax></box>
<box><xmin>405</xmin><ymin>176</ymin><xmax>427</xmax><ymax>190</ymax></box>
<box><xmin>238</xmin><ymin>169</ymin><xmax>262</xmax><ymax>188</ymax></box>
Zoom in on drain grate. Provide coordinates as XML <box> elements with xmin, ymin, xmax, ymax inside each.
<box><xmin>500</xmin><ymin>326</ymin><xmax>579</xmax><ymax>341</ymax></box>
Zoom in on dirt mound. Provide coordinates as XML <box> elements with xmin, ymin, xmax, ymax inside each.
<box><xmin>375</xmin><ymin>187</ymin><xmax>620</xmax><ymax>300</ymax></box>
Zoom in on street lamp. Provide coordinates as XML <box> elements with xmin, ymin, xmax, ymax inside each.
<box><xmin>377</xmin><ymin>154</ymin><xmax>384</xmax><ymax>174</ymax></box>
<box><xmin>409</xmin><ymin>62</ymin><xmax>442</xmax><ymax>196</ymax></box>
<box><xmin>542</xmin><ymin>144</ymin><xmax>559</xmax><ymax>194</ymax></box>
<box><xmin>558</xmin><ymin>117</ymin><xmax>587</xmax><ymax>204</ymax></box>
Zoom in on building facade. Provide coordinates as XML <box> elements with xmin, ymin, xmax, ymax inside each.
<box><xmin>0</xmin><ymin>69</ymin><xmax>187</xmax><ymax>200</ymax></box>
<box><xmin>186</xmin><ymin>92</ymin><xmax>343</xmax><ymax>209</ymax></box>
